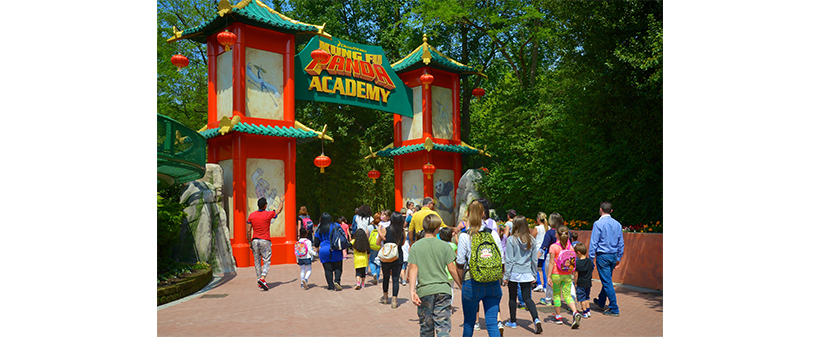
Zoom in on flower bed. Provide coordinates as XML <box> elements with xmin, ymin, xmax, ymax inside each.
<box><xmin>566</xmin><ymin>219</ymin><xmax>662</xmax><ymax>233</ymax></box>
<box><xmin>157</xmin><ymin>265</ymin><xmax>213</xmax><ymax>306</ymax></box>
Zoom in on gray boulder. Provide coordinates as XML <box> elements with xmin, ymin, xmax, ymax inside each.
<box><xmin>178</xmin><ymin>165</ymin><xmax>236</xmax><ymax>274</ymax></box>
<box><xmin>455</xmin><ymin>169</ymin><xmax>486</xmax><ymax>225</ymax></box>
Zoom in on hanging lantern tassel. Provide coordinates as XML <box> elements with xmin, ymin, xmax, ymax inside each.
<box><xmin>314</xmin><ymin>154</ymin><xmax>331</xmax><ymax>173</ymax></box>
<box><xmin>368</xmin><ymin>169</ymin><xmax>381</xmax><ymax>183</ymax></box>
<box><xmin>217</xmin><ymin>29</ymin><xmax>237</xmax><ymax>52</ymax></box>
<box><xmin>171</xmin><ymin>54</ymin><xmax>189</xmax><ymax>72</ymax></box>
<box><xmin>422</xmin><ymin>162</ymin><xmax>436</xmax><ymax>179</ymax></box>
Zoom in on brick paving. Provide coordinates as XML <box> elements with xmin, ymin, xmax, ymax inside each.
<box><xmin>158</xmin><ymin>257</ymin><xmax>662</xmax><ymax>336</ymax></box>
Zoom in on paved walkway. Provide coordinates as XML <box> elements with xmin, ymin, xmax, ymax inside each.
<box><xmin>158</xmin><ymin>258</ymin><xmax>662</xmax><ymax>336</ymax></box>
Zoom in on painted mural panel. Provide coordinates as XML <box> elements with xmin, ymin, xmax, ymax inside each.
<box><xmin>431</xmin><ymin>85</ymin><xmax>453</xmax><ymax>139</ymax></box>
<box><xmin>245</xmin><ymin>47</ymin><xmax>284</xmax><ymax>120</ymax></box>
<box><xmin>246</xmin><ymin>158</ymin><xmax>286</xmax><ymax>238</ymax></box>
<box><xmin>402</xmin><ymin>86</ymin><xmax>423</xmax><ymax>141</ymax></box>
<box><xmin>402</xmin><ymin>169</ymin><xmax>423</xmax><ymax>211</ymax></box>
<box><xmin>217</xmin><ymin>51</ymin><xmax>233</xmax><ymax>121</ymax></box>
<box><xmin>433</xmin><ymin>169</ymin><xmax>456</xmax><ymax>226</ymax></box>
<box><xmin>219</xmin><ymin>159</ymin><xmax>234</xmax><ymax>236</ymax></box>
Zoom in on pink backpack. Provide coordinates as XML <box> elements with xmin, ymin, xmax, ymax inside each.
<box><xmin>555</xmin><ymin>240</ymin><xmax>577</xmax><ymax>273</ymax></box>
<box><xmin>294</xmin><ymin>239</ymin><xmax>310</xmax><ymax>259</ymax></box>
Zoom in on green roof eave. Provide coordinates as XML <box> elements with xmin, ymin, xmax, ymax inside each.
<box><xmin>169</xmin><ymin>0</ymin><xmax>329</xmax><ymax>44</ymax></box>
<box><xmin>199</xmin><ymin>122</ymin><xmax>317</xmax><ymax>140</ymax></box>
<box><xmin>391</xmin><ymin>36</ymin><xmax>486</xmax><ymax>78</ymax></box>
<box><xmin>375</xmin><ymin>143</ymin><xmax>480</xmax><ymax>157</ymax></box>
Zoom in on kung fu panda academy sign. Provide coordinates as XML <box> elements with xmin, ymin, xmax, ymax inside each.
<box><xmin>295</xmin><ymin>36</ymin><xmax>414</xmax><ymax>117</ymax></box>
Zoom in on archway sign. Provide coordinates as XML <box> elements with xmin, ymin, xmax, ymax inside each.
<box><xmin>294</xmin><ymin>36</ymin><xmax>414</xmax><ymax>117</ymax></box>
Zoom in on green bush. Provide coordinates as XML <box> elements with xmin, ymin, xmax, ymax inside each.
<box><xmin>157</xmin><ymin>186</ymin><xmax>186</xmax><ymax>274</ymax></box>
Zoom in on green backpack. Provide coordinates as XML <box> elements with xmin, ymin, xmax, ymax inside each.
<box><xmin>468</xmin><ymin>228</ymin><xmax>503</xmax><ymax>282</ymax></box>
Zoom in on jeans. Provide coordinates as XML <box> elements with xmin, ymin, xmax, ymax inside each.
<box><xmin>369</xmin><ymin>249</ymin><xmax>381</xmax><ymax>280</ymax></box>
<box><xmin>595</xmin><ymin>253</ymin><xmax>619</xmax><ymax>313</ymax></box>
<box><xmin>461</xmin><ymin>279</ymin><xmax>502</xmax><ymax>337</ymax></box>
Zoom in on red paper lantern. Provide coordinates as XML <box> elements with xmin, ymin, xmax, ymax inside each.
<box><xmin>422</xmin><ymin>162</ymin><xmax>436</xmax><ymax>179</ymax></box>
<box><xmin>314</xmin><ymin>154</ymin><xmax>331</xmax><ymax>173</ymax></box>
<box><xmin>420</xmin><ymin>72</ymin><xmax>434</xmax><ymax>89</ymax></box>
<box><xmin>311</xmin><ymin>48</ymin><xmax>330</xmax><ymax>63</ymax></box>
<box><xmin>217</xmin><ymin>30</ymin><xmax>237</xmax><ymax>52</ymax></box>
<box><xmin>472</xmin><ymin>88</ymin><xmax>485</xmax><ymax>98</ymax></box>
<box><xmin>170</xmin><ymin>54</ymin><xmax>189</xmax><ymax>71</ymax></box>
<box><xmin>368</xmin><ymin>169</ymin><xmax>381</xmax><ymax>183</ymax></box>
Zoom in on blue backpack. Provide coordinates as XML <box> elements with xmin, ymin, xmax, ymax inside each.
<box><xmin>330</xmin><ymin>223</ymin><xmax>351</xmax><ymax>251</ymax></box>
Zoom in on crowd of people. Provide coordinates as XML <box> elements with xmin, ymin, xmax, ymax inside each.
<box><xmin>245</xmin><ymin>195</ymin><xmax>625</xmax><ymax>336</ymax></box>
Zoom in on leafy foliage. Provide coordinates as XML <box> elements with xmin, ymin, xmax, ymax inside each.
<box><xmin>157</xmin><ymin>186</ymin><xmax>186</xmax><ymax>273</ymax></box>
<box><xmin>156</xmin><ymin>0</ymin><xmax>662</xmax><ymax>233</ymax></box>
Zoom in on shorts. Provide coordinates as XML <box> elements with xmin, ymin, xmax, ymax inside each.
<box><xmin>576</xmin><ymin>286</ymin><xmax>591</xmax><ymax>302</ymax></box>
<box><xmin>402</xmin><ymin>261</ymin><xmax>408</xmax><ymax>270</ymax></box>
<box><xmin>297</xmin><ymin>258</ymin><xmax>312</xmax><ymax>266</ymax></box>
<box><xmin>356</xmin><ymin>267</ymin><xmax>366</xmax><ymax>278</ymax></box>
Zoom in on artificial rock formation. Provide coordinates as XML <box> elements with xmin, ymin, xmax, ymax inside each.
<box><xmin>178</xmin><ymin>164</ymin><xmax>236</xmax><ymax>274</ymax></box>
<box><xmin>454</xmin><ymin>169</ymin><xmax>485</xmax><ymax>224</ymax></box>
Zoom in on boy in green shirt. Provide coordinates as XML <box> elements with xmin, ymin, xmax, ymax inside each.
<box><xmin>408</xmin><ymin>215</ymin><xmax>462</xmax><ymax>337</ymax></box>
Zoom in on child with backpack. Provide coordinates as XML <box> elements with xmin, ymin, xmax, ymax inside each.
<box><xmin>502</xmin><ymin>215</ymin><xmax>543</xmax><ymax>333</ymax></box>
<box><xmin>295</xmin><ymin>227</ymin><xmax>318</xmax><ymax>290</ymax></box>
<box><xmin>338</xmin><ymin>216</ymin><xmax>350</xmax><ymax>260</ymax></box>
<box><xmin>298</xmin><ymin>206</ymin><xmax>314</xmax><ymax>241</ymax></box>
<box><xmin>351</xmin><ymin>228</ymin><xmax>370</xmax><ymax>290</ymax></box>
<box><xmin>573</xmin><ymin>243</ymin><xmax>594</xmax><ymax>318</ymax></box>
<box><xmin>547</xmin><ymin>225</ymin><xmax>581</xmax><ymax>329</ymax></box>
<box><xmin>456</xmin><ymin>200</ymin><xmax>504</xmax><ymax>336</ymax></box>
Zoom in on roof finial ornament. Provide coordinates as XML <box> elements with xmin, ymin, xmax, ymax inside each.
<box><xmin>423</xmin><ymin>33</ymin><xmax>428</xmax><ymax>44</ymax></box>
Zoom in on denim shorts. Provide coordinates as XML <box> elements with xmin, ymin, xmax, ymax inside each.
<box><xmin>576</xmin><ymin>286</ymin><xmax>591</xmax><ymax>302</ymax></box>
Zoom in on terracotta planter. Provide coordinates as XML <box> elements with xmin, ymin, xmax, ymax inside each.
<box><xmin>572</xmin><ymin>231</ymin><xmax>662</xmax><ymax>291</ymax></box>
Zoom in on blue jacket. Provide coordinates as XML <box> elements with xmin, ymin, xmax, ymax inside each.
<box><xmin>588</xmin><ymin>214</ymin><xmax>624</xmax><ymax>261</ymax></box>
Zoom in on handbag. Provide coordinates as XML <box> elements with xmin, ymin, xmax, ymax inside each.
<box><xmin>378</xmin><ymin>242</ymin><xmax>399</xmax><ymax>263</ymax></box>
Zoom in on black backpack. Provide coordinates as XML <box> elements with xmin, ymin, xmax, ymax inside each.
<box><xmin>330</xmin><ymin>223</ymin><xmax>351</xmax><ymax>251</ymax></box>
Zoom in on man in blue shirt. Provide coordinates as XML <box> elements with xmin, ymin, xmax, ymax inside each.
<box><xmin>588</xmin><ymin>202</ymin><xmax>624</xmax><ymax>317</ymax></box>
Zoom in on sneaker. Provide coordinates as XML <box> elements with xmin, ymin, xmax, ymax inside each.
<box><xmin>583</xmin><ymin>311</ymin><xmax>591</xmax><ymax>318</ymax></box>
<box><xmin>355</xmin><ymin>282</ymin><xmax>362</xmax><ymax>290</ymax></box>
<box><xmin>257</xmin><ymin>279</ymin><xmax>269</xmax><ymax>291</ymax></box>
<box><xmin>392</xmin><ymin>297</ymin><xmax>398</xmax><ymax>309</ymax></box>
<box><xmin>498</xmin><ymin>322</ymin><xmax>504</xmax><ymax>336</ymax></box>
<box><xmin>402</xmin><ymin>279</ymin><xmax>407</xmax><ymax>286</ymax></box>
<box><xmin>533</xmin><ymin>285</ymin><xmax>543</xmax><ymax>292</ymax></box>
<box><xmin>372</xmin><ymin>277</ymin><xmax>379</xmax><ymax>286</ymax></box>
<box><xmin>334</xmin><ymin>282</ymin><xmax>343</xmax><ymax>291</ymax></box>
<box><xmin>602</xmin><ymin>309</ymin><xmax>619</xmax><ymax>317</ymax></box>
<box><xmin>571</xmin><ymin>312</ymin><xmax>581</xmax><ymax>329</ymax></box>
<box><xmin>504</xmin><ymin>321</ymin><xmax>518</xmax><ymax>329</ymax></box>
<box><xmin>550</xmin><ymin>316</ymin><xmax>563</xmax><ymax>325</ymax></box>
<box><xmin>534</xmin><ymin>319</ymin><xmax>543</xmax><ymax>334</ymax></box>
<box><xmin>474</xmin><ymin>324</ymin><xmax>481</xmax><ymax>331</ymax></box>
<box><xmin>539</xmin><ymin>298</ymin><xmax>552</xmax><ymax>306</ymax></box>
<box><xmin>302</xmin><ymin>279</ymin><xmax>308</xmax><ymax>290</ymax></box>
<box><xmin>380</xmin><ymin>294</ymin><xmax>388</xmax><ymax>304</ymax></box>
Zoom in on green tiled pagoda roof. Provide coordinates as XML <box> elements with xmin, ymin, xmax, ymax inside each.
<box><xmin>391</xmin><ymin>36</ymin><xmax>486</xmax><ymax>78</ymax></box>
<box><xmin>376</xmin><ymin>143</ymin><xmax>480</xmax><ymax>157</ymax></box>
<box><xmin>169</xmin><ymin>0</ymin><xmax>329</xmax><ymax>44</ymax></box>
<box><xmin>199</xmin><ymin>122</ymin><xmax>317</xmax><ymax>139</ymax></box>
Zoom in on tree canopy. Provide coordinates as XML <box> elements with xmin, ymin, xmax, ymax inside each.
<box><xmin>157</xmin><ymin>0</ymin><xmax>662</xmax><ymax>225</ymax></box>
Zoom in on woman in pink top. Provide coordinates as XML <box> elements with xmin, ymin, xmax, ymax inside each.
<box><xmin>547</xmin><ymin>225</ymin><xmax>582</xmax><ymax>329</ymax></box>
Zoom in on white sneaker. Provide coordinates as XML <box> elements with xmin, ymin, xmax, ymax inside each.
<box><xmin>533</xmin><ymin>285</ymin><xmax>543</xmax><ymax>292</ymax></box>
<box><xmin>474</xmin><ymin>324</ymin><xmax>481</xmax><ymax>330</ymax></box>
